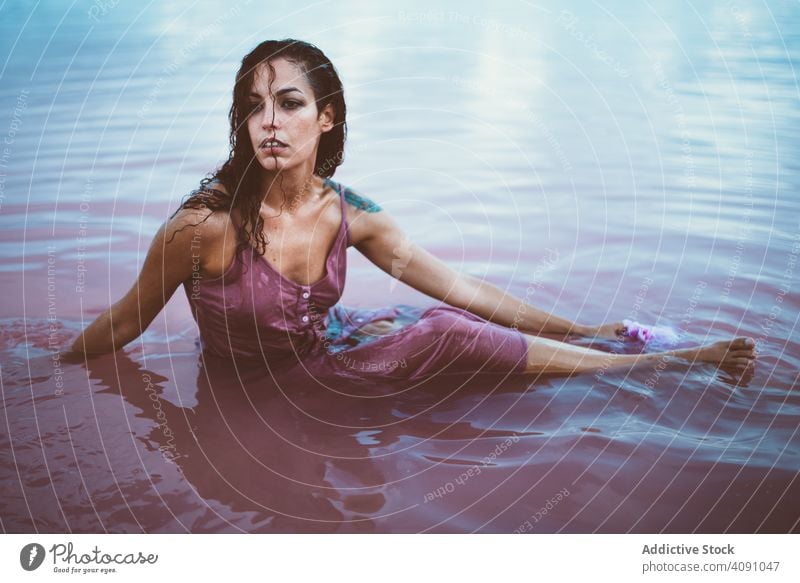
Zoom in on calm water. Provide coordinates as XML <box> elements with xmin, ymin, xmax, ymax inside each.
<box><xmin>1</xmin><ymin>0</ymin><xmax>799</xmax><ymax>533</ymax></box>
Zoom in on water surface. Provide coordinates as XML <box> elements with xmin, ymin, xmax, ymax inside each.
<box><xmin>1</xmin><ymin>0</ymin><xmax>798</xmax><ymax>533</ymax></box>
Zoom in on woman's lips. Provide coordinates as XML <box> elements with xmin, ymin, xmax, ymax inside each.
<box><xmin>261</xmin><ymin>138</ymin><xmax>287</xmax><ymax>146</ymax></box>
<box><xmin>261</xmin><ymin>145</ymin><xmax>287</xmax><ymax>155</ymax></box>
<box><xmin>260</xmin><ymin>138</ymin><xmax>288</xmax><ymax>155</ymax></box>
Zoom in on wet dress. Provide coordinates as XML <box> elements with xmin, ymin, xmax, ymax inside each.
<box><xmin>182</xmin><ymin>178</ymin><xmax>530</xmax><ymax>383</ymax></box>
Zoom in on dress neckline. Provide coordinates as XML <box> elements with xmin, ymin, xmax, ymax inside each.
<box><xmin>249</xmin><ymin>178</ymin><xmax>347</xmax><ymax>288</ymax></box>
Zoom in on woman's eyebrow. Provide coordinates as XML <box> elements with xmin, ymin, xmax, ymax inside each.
<box><xmin>248</xmin><ymin>87</ymin><xmax>304</xmax><ymax>99</ymax></box>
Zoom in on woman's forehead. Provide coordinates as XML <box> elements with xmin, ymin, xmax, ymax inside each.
<box><xmin>251</xmin><ymin>59</ymin><xmax>311</xmax><ymax>96</ymax></box>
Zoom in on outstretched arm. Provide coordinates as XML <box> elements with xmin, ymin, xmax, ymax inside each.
<box><xmin>349</xmin><ymin>202</ymin><xmax>593</xmax><ymax>339</ymax></box>
<box><xmin>62</xmin><ymin>208</ymin><xmax>218</xmax><ymax>361</ymax></box>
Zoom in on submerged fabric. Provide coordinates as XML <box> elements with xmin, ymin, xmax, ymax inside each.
<box><xmin>182</xmin><ymin>178</ymin><xmax>530</xmax><ymax>383</ymax></box>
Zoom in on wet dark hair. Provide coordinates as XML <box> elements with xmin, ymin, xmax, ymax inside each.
<box><xmin>168</xmin><ymin>38</ymin><xmax>347</xmax><ymax>255</ymax></box>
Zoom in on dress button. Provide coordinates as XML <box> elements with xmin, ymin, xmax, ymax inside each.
<box><xmin>302</xmin><ymin>315</ymin><xmax>309</xmax><ymax>322</ymax></box>
<box><xmin>302</xmin><ymin>292</ymin><xmax>310</xmax><ymax>299</ymax></box>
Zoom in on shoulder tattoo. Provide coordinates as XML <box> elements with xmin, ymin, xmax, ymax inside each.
<box><xmin>344</xmin><ymin>187</ymin><xmax>382</xmax><ymax>213</ymax></box>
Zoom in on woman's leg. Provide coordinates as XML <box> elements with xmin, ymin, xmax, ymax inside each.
<box><xmin>521</xmin><ymin>334</ymin><xmax>756</xmax><ymax>376</ymax></box>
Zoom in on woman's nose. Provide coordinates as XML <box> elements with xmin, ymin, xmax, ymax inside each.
<box><xmin>260</xmin><ymin>103</ymin><xmax>281</xmax><ymax>128</ymax></box>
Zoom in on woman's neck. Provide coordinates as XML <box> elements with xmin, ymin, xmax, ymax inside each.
<box><xmin>258</xmin><ymin>166</ymin><xmax>324</xmax><ymax>215</ymax></box>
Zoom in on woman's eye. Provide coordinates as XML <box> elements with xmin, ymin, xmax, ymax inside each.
<box><xmin>247</xmin><ymin>101</ymin><xmax>300</xmax><ymax>114</ymax></box>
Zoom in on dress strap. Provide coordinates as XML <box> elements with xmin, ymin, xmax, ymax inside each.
<box><xmin>335</xmin><ymin>180</ymin><xmax>350</xmax><ymax>246</ymax></box>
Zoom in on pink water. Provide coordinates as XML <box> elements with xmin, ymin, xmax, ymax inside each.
<box><xmin>1</xmin><ymin>1</ymin><xmax>799</xmax><ymax>533</ymax></box>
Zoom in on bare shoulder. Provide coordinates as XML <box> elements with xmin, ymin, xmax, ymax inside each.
<box><xmin>164</xmin><ymin>182</ymin><xmax>234</xmax><ymax>245</ymax></box>
<box><xmin>165</xmin><ymin>205</ymin><xmax>231</xmax><ymax>247</ymax></box>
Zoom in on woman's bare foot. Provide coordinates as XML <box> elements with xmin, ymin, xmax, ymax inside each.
<box><xmin>697</xmin><ymin>337</ymin><xmax>757</xmax><ymax>375</ymax></box>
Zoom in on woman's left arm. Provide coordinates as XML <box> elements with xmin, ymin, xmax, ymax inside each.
<box><xmin>351</xmin><ymin>204</ymin><xmax>597</xmax><ymax>339</ymax></box>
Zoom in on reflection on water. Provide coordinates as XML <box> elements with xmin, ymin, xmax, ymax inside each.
<box><xmin>1</xmin><ymin>0</ymin><xmax>798</xmax><ymax>532</ymax></box>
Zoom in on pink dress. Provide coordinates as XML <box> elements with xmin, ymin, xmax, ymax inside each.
<box><xmin>183</xmin><ymin>178</ymin><xmax>530</xmax><ymax>383</ymax></box>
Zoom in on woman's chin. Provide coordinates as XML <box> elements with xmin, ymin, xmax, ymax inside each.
<box><xmin>256</xmin><ymin>153</ymin><xmax>303</xmax><ymax>172</ymax></box>
<box><xmin>257</xmin><ymin>158</ymin><xmax>286</xmax><ymax>171</ymax></box>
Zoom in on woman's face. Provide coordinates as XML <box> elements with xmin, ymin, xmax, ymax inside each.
<box><xmin>246</xmin><ymin>58</ymin><xmax>334</xmax><ymax>174</ymax></box>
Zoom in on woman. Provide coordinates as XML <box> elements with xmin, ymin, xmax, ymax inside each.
<box><xmin>62</xmin><ymin>39</ymin><xmax>756</xmax><ymax>382</ymax></box>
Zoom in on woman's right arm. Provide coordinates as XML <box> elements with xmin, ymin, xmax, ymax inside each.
<box><xmin>61</xmin><ymin>208</ymin><xmax>216</xmax><ymax>361</ymax></box>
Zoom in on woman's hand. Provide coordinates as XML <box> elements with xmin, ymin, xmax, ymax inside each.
<box><xmin>58</xmin><ymin>349</ymin><xmax>87</xmax><ymax>364</ymax></box>
<box><xmin>582</xmin><ymin>322</ymin><xmax>631</xmax><ymax>341</ymax></box>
